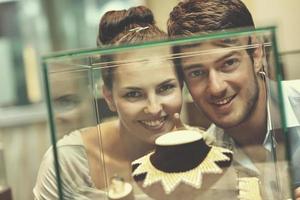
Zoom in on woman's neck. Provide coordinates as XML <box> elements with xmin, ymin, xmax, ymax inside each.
<box><xmin>118</xmin><ymin>122</ymin><xmax>154</xmax><ymax>161</ymax></box>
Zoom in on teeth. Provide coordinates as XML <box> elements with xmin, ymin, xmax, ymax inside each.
<box><xmin>140</xmin><ymin>117</ymin><xmax>165</xmax><ymax>127</ymax></box>
<box><xmin>214</xmin><ymin>96</ymin><xmax>233</xmax><ymax>105</ymax></box>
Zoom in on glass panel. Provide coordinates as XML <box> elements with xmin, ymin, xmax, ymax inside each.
<box><xmin>280</xmin><ymin>50</ymin><xmax>300</xmax><ymax>192</ymax></box>
<box><xmin>43</xmin><ymin>27</ymin><xmax>295</xmax><ymax>200</ymax></box>
<box><xmin>48</xmin><ymin>63</ymin><xmax>96</xmax><ymax>138</ymax></box>
<box><xmin>43</xmin><ymin>58</ymin><xmax>101</xmax><ymax>199</ymax></box>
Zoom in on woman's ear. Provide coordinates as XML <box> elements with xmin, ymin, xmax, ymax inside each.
<box><xmin>251</xmin><ymin>36</ymin><xmax>264</xmax><ymax>73</ymax></box>
<box><xmin>102</xmin><ymin>85</ymin><xmax>117</xmax><ymax>112</ymax></box>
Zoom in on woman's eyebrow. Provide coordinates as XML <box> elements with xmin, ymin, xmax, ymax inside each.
<box><xmin>158</xmin><ymin>78</ymin><xmax>176</xmax><ymax>86</ymax></box>
<box><xmin>122</xmin><ymin>86</ymin><xmax>142</xmax><ymax>91</ymax></box>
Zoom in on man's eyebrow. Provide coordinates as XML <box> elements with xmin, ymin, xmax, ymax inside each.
<box><xmin>215</xmin><ymin>51</ymin><xmax>242</xmax><ymax>63</ymax></box>
<box><xmin>183</xmin><ymin>50</ymin><xmax>241</xmax><ymax>71</ymax></box>
<box><xmin>212</xmin><ymin>38</ymin><xmax>243</xmax><ymax>47</ymax></box>
<box><xmin>183</xmin><ymin>63</ymin><xmax>204</xmax><ymax>71</ymax></box>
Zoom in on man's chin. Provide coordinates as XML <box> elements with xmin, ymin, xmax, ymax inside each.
<box><xmin>212</xmin><ymin>118</ymin><xmax>241</xmax><ymax>129</ymax></box>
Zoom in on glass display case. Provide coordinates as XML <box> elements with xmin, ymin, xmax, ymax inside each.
<box><xmin>41</xmin><ymin>27</ymin><xmax>299</xmax><ymax>200</ymax></box>
<box><xmin>280</xmin><ymin>50</ymin><xmax>300</xmax><ymax>192</ymax></box>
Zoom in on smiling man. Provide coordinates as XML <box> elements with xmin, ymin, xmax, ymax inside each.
<box><xmin>168</xmin><ymin>0</ymin><xmax>300</xmax><ymax>199</ymax></box>
<box><xmin>180</xmin><ymin>38</ymin><xmax>262</xmax><ymax>133</ymax></box>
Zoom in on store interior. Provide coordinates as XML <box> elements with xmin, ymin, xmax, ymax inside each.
<box><xmin>0</xmin><ymin>0</ymin><xmax>299</xmax><ymax>200</ymax></box>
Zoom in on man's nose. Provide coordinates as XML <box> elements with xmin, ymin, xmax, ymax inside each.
<box><xmin>207</xmin><ymin>71</ymin><xmax>227</xmax><ymax>97</ymax></box>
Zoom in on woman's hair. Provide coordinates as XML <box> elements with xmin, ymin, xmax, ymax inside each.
<box><xmin>97</xmin><ymin>6</ymin><xmax>167</xmax><ymax>46</ymax></box>
<box><xmin>97</xmin><ymin>6</ymin><xmax>169</xmax><ymax>90</ymax></box>
<box><xmin>167</xmin><ymin>0</ymin><xmax>255</xmax><ymax>37</ymax></box>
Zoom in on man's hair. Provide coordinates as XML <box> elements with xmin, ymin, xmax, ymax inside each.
<box><xmin>168</xmin><ymin>0</ymin><xmax>255</xmax><ymax>37</ymax></box>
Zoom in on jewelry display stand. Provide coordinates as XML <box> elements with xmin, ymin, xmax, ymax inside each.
<box><xmin>132</xmin><ymin>130</ymin><xmax>233</xmax><ymax>200</ymax></box>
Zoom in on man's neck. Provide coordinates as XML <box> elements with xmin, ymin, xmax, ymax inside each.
<box><xmin>224</xmin><ymin>81</ymin><xmax>268</xmax><ymax>147</ymax></box>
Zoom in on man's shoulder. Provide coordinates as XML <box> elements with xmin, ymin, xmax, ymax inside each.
<box><xmin>282</xmin><ymin>80</ymin><xmax>300</xmax><ymax>98</ymax></box>
<box><xmin>281</xmin><ymin>80</ymin><xmax>300</xmax><ymax>127</ymax></box>
<box><xmin>206</xmin><ymin>124</ymin><xmax>236</xmax><ymax>146</ymax></box>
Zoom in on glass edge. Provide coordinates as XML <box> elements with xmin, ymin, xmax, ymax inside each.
<box><xmin>42</xmin><ymin>63</ymin><xmax>64</xmax><ymax>200</ymax></box>
<box><xmin>90</xmin><ymin>67</ymin><xmax>110</xmax><ymax>192</ymax></box>
<box><xmin>42</xmin><ymin>26</ymin><xmax>276</xmax><ymax>63</ymax></box>
<box><xmin>271</xmin><ymin>28</ymin><xmax>295</xmax><ymax>198</ymax></box>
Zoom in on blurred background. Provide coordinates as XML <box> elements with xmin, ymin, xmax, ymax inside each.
<box><xmin>0</xmin><ymin>0</ymin><xmax>299</xmax><ymax>199</ymax></box>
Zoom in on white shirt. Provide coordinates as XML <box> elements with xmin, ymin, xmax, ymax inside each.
<box><xmin>206</xmin><ymin>80</ymin><xmax>300</xmax><ymax>200</ymax></box>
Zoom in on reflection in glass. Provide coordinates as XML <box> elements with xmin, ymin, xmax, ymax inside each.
<box><xmin>40</xmin><ymin>28</ymin><xmax>297</xmax><ymax>200</ymax></box>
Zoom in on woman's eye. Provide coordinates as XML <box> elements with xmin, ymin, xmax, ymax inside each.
<box><xmin>223</xmin><ymin>58</ymin><xmax>240</xmax><ymax>70</ymax></box>
<box><xmin>157</xmin><ymin>84</ymin><xmax>175</xmax><ymax>93</ymax></box>
<box><xmin>123</xmin><ymin>91</ymin><xmax>142</xmax><ymax>98</ymax></box>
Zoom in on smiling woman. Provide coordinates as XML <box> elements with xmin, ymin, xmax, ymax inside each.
<box><xmin>102</xmin><ymin>48</ymin><xmax>183</xmax><ymax>144</ymax></box>
<box><xmin>33</xmin><ymin>6</ymin><xmax>196</xmax><ymax>200</ymax></box>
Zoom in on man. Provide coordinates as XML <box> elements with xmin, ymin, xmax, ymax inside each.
<box><xmin>168</xmin><ymin>0</ymin><xmax>300</xmax><ymax>199</ymax></box>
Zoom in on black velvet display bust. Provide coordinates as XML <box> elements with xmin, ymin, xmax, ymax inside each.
<box><xmin>132</xmin><ymin>130</ymin><xmax>233</xmax><ymax>199</ymax></box>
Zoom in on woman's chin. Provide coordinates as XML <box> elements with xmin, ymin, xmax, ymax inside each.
<box><xmin>144</xmin><ymin>135</ymin><xmax>161</xmax><ymax>146</ymax></box>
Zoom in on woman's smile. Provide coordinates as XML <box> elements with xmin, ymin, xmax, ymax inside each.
<box><xmin>138</xmin><ymin>115</ymin><xmax>168</xmax><ymax>131</ymax></box>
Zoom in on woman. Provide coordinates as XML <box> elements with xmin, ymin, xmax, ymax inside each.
<box><xmin>34</xmin><ymin>6</ymin><xmax>187</xmax><ymax>200</ymax></box>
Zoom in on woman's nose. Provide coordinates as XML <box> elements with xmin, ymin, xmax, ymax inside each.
<box><xmin>144</xmin><ymin>96</ymin><xmax>162</xmax><ymax>115</ymax></box>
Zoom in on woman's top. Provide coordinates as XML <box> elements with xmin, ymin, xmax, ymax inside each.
<box><xmin>33</xmin><ymin>130</ymin><xmax>106</xmax><ymax>199</ymax></box>
<box><xmin>33</xmin><ymin>130</ymin><xmax>149</xmax><ymax>200</ymax></box>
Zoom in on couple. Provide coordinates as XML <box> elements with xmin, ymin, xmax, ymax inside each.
<box><xmin>34</xmin><ymin>1</ymin><xmax>300</xmax><ymax>199</ymax></box>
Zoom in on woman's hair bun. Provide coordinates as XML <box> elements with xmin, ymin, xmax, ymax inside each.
<box><xmin>98</xmin><ymin>6</ymin><xmax>155</xmax><ymax>45</ymax></box>
<box><xmin>126</xmin><ymin>6</ymin><xmax>155</xmax><ymax>26</ymax></box>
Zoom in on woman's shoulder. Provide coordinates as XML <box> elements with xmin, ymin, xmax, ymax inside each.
<box><xmin>81</xmin><ymin>121</ymin><xmax>119</xmax><ymax>147</ymax></box>
<box><xmin>33</xmin><ymin>128</ymin><xmax>96</xmax><ymax>199</ymax></box>
<box><xmin>39</xmin><ymin>129</ymin><xmax>90</xmax><ymax>172</ymax></box>
<box><xmin>36</xmin><ymin>128</ymin><xmax>96</xmax><ymax>179</ymax></box>
<box><xmin>57</xmin><ymin>129</ymin><xmax>84</xmax><ymax>146</ymax></box>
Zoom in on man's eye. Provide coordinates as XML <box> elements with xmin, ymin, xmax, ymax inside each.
<box><xmin>189</xmin><ymin>69</ymin><xmax>206</xmax><ymax>78</ymax></box>
<box><xmin>157</xmin><ymin>84</ymin><xmax>175</xmax><ymax>94</ymax></box>
<box><xmin>223</xmin><ymin>58</ymin><xmax>240</xmax><ymax>70</ymax></box>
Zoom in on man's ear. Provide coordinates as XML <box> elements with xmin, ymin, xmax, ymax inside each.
<box><xmin>251</xmin><ymin>36</ymin><xmax>264</xmax><ymax>73</ymax></box>
<box><xmin>102</xmin><ymin>85</ymin><xmax>117</xmax><ymax>112</ymax></box>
